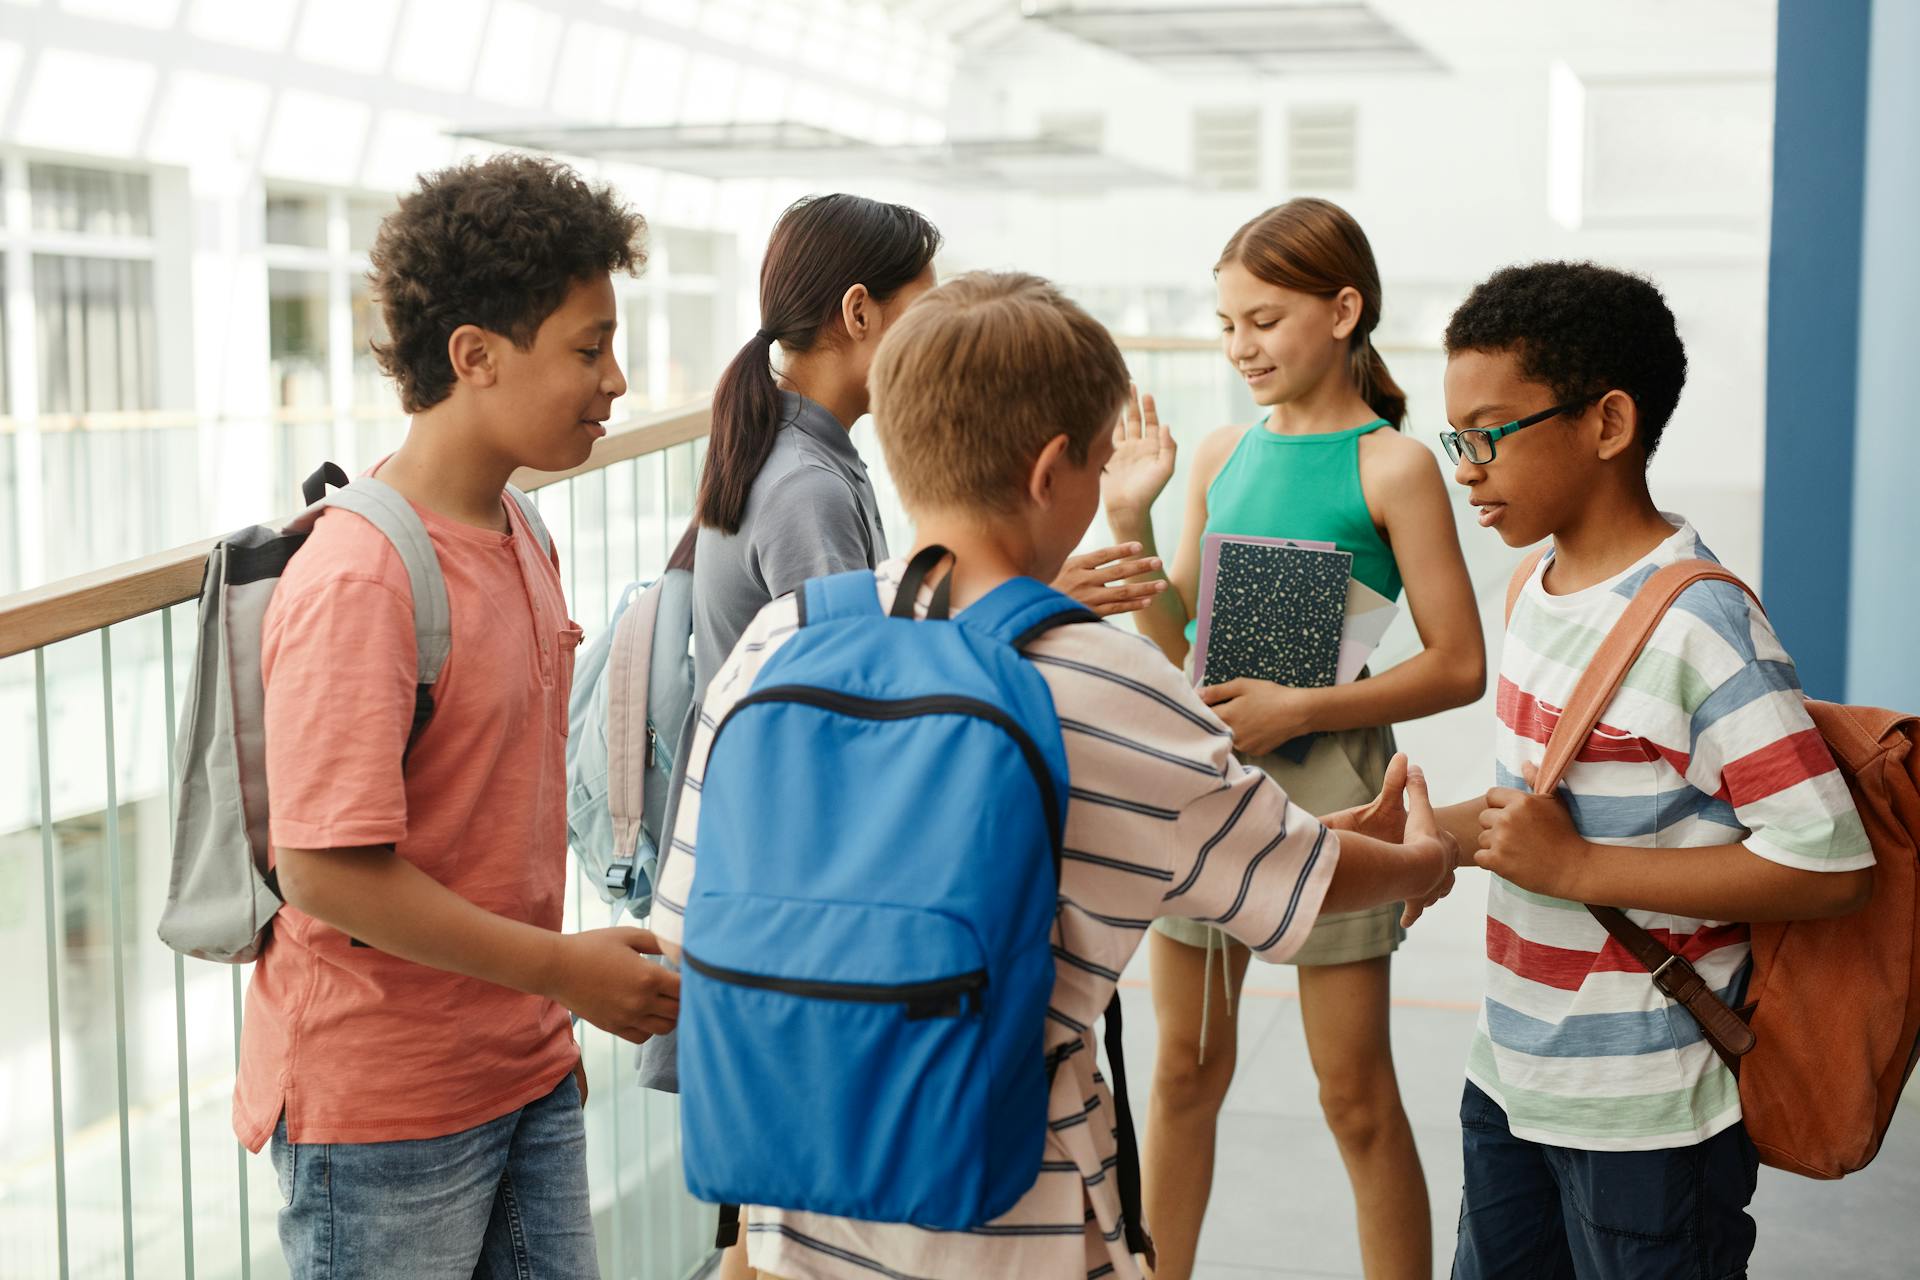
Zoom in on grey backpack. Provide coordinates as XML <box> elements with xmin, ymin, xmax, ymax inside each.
<box><xmin>157</xmin><ymin>464</ymin><xmax>551</xmax><ymax>964</ymax></box>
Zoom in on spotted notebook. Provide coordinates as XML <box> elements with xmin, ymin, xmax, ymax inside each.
<box><xmin>1192</xmin><ymin>534</ymin><xmax>1354</xmax><ymax>691</ymax></box>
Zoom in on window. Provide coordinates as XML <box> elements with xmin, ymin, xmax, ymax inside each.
<box><xmin>268</xmin><ymin>268</ymin><xmax>330</xmax><ymax>410</ymax></box>
<box><xmin>29</xmin><ymin>163</ymin><xmax>152</xmax><ymax>238</ymax></box>
<box><xmin>617</xmin><ymin>223</ymin><xmax>731</xmax><ymax>415</ymax></box>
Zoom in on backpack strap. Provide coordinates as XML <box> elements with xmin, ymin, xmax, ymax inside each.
<box><xmin>1533</xmin><ymin>557</ymin><xmax>1765</xmax><ymax>1073</ymax></box>
<box><xmin>799</xmin><ymin>569</ymin><xmax>886</xmax><ymax>629</ymax></box>
<box><xmin>606</xmin><ymin>581</ymin><xmax>662</xmax><ymax>887</ymax></box>
<box><xmin>955</xmin><ymin>575</ymin><xmax>1099</xmax><ymax>649</ymax></box>
<box><xmin>313</xmin><ymin>477</ymin><xmax>454</xmax><ymax>688</ymax></box>
<box><xmin>504</xmin><ymin>484</ymin><xmax>554</xmax><ymax>560</ymax></box>
<box><xmin>1503</xmin><ymin>547</ymin><xmax>1550</xmax><ymax>625</ymax></box>
<box><xmin>1103</xmin><ymin>991</ymin><xmax>1154</xmax><ymax>1266</ymax></box>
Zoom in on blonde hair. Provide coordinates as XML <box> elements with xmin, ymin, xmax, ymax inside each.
<box><xmin>869</xmin><ymin>272</ymin><xmax>1129</xmax><ymax>513</ymax></box>
<box><xmin>1218</xmin><ymin>197</ymin><xmax>1406</xmax><ymax>428</ymax></box>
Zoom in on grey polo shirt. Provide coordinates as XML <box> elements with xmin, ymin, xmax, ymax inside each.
<box><xmin>693</xmin><ymin>391</ymin><xmax>889</xmax><ymax>696</ymax></box>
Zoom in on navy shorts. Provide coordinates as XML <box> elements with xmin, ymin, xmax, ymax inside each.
<box><xmin>1452</xmin><ymin>1080</ymin><xmax>1759</xmax><ymax>1280</ymax></box>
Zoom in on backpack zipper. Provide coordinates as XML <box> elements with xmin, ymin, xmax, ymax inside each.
<box><xmin>713</xmin><ymin>686</ymin><xmax>1064</xmax><ymax>859</ymax></box>
<box><xmin>684</xmin><ymin>952</ymin><xmax>987</xmax><ymax>1020</ymax></box>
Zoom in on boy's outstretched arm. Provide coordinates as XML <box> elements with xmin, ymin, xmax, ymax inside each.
<box><xmin>276</xmin><ymin>844</ymin><xmax>680</xmax><ymax>1043</ymax></box>
<box><xmin>1477</xmin><ymin>764</ymin><xmax>1872</xmax><ymax>921</ymax></box>
<box><xmin>1319</xmin><ymin>763</ymin><xmax>1459</xmax><ymax>916</ymax></box>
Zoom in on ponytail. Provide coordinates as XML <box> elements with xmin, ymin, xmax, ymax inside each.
<box><xmin>698</xmin><ymin>331</ymin><xmax>783</xmax><ymax>535</ymax></box>
<box><xmin>695</xmin><ymin>194</ymin><xmax>942</xmax><ymax>534</ymax></box>
<box><xmin>1350</xmin><ymin>332</ymin><xmax>1407</xmax><ymax>429</ymax></box>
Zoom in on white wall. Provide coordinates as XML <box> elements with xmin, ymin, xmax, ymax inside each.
<box><xmin>925</xmin><ymin>9</ymin><xmax>1775</xmax><ymax>578</ymax></box>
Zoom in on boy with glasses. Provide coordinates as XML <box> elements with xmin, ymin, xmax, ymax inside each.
<box><xmin>1421</xmin><ymin>262</ymin><xmax>1872</xmax><ymax>1278</ymax></box>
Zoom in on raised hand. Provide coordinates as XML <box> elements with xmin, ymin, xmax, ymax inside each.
<box><xmin>1102</xmin><ymin>383</ymin><xmax>1177</xmax><ymax>518</ymax></box>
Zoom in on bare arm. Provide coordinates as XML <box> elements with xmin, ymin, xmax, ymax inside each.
<box><xmin>1319</xmin><ymin>762</ymin><xmax>1454</xmax><ymax>914</ymax></box>
<box><xmin>1298</xmin><ymin>439</ymin><xmax>1485</xmax><ymax>729</ymax></box>
<box><xmin>1476</xmin><ymin>783</ymin><xmax>1872</xmax><ymax>921</ymax></box>
<box><xmin>276</xmin><ymin>845</ymin><xmax>679</xmax><ymax>1042</ymax></box>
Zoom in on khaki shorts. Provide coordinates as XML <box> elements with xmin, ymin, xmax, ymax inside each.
<box><xmin>1152</xmin><ymin>715</ymin><xmax>1405</xmax><ymax>966</ymax></box>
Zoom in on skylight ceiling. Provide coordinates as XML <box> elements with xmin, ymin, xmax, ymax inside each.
<box><xmin>452</xmin><ymin>122</ymin><xmax>1186</xmax><ymax>193</ymax></box>
<box><xmin>1020</xmin><ymin>1</ymin><xmax>1444</xmax><ymax>75</ymax></box>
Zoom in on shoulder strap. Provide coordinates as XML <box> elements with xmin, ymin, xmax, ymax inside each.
<box><xmin>800</xmin><ymin>569</ymin><xmax>886</xmax><ymax>628</ymax></box>
<box><xmin>607</xmin><ymin>581</ymin><xmax>663</xmax><ymax>866</ymax></box>
<box><xmin>955</xmin><ymin>575</ymin><xmax>1098</xmax><ymax>649</ymax></box>
<box><xmin>312</xmin><ymin>477</ymin><xmax>453</xmax><ymax>686</ymax></box>
<box><xmin>1504</xmin><ymin>548</ymin><xmax>1550</xmax><ymax>625</ymax></box>
<box><xmin>504</xmin><ymin>485</ymin><xmax>554</xmax><ymax>560</ymax></box>
<box><xmin>1534</xmin><ymin>557</ymin><xmax>1763</xmax><ymax>1072</ymax></box>
<box><xmin>1534</xmin><ymin>560</ymin><xmax>1759</xmax><ymax>795</ymax></box>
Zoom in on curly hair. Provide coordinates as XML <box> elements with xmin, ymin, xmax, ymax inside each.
<box><xmin>368</xmin><ymin>154</ymin><xmax>648</xmax><ymax>412</ymax></box>
<box><xmin>1443</xmin><ymin>262</ymin><xmax>1687</xmax><ymax>461</ymax></box>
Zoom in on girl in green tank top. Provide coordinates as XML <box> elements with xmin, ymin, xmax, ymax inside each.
<box><xmin>1102</xmin><ymin>199</ymin><xmax>1485</xmax><ymax>1280</ymax></box>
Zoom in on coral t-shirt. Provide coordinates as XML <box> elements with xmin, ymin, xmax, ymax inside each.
<box><xmin>232</xmin><ymin>494</ymin><xmax>582</xmax><ymax>1151</ymax></box>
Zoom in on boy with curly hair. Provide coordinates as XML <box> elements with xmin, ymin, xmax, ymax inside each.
<box><xmin>234</xmin><ymin>154</ymin><xmax>677</xmax><ymax>1278</ymax></box>
<box><xmin>1425</xmin><ymin>262</ymin><xmax>1872</xmax><ymax>1278</ymax></box>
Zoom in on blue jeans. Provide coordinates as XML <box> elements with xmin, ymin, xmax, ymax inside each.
<box><xmin>272</xmin><ymin>1071</ymin><xmax>599</xmax><ymax>1279</ymax></box>
<box><xmin>1453</xmin><ymin>1081</ymin><xmax>1758</xmax><ymax>1280</ymax></box>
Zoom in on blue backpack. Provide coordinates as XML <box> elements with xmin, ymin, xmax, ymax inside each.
<box><xmin>680</xmin><ymin>547</ymin><xmax>1148</xmax><ymax>1244</ymax></box>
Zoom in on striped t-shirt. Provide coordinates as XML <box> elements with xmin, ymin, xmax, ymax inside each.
<box><xmin>654</xmin><ymin>559</ymin><xmax>1340</xmax><ymax>1280</ymax></box>
<box><xmin>1473</xmin><ymin>517</ymin><xmax>1872</xmax><ymax>1152</ymax></box>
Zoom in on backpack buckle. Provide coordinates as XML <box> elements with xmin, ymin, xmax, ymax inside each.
<box><xmin>603</xmin><ymin>859</ymin><xmax>635</xmax><ymax>898</ymax></box>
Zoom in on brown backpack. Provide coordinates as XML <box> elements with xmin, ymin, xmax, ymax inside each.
<box><xmin>1505</xmin><ymin>550</ymin><xmax>1920</xmax><ymax>1178</ymax></box>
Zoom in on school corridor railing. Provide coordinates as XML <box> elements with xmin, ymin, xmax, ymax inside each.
<box><xmin>0</xmin><ymin>336</ymin><xmax>1271</xmax><ymax>1280</ymax></box>
<box><xmin>0</xmin><ymin>399</ymin><xmax>717</xmax><ymax>1280</ymax></box>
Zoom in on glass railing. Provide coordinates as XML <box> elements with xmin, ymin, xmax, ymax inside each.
<box><xmin>0</xmin><ymin>401</ymin><xmax>716</xmax><ymax>1280</ymax></box>
<box><xmin>0</xmin><ymin>337</ymin><xmax>1520</xmax><ymax>1280</ymax></box>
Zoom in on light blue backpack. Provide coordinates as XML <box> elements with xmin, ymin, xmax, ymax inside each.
<box><xmin>566</xmin><ymin>568</ymin><xmax>696</xmax><ymax>918</ymax></box>
<box><xmin>679</xmin><ymin>547</ymin><xmax>1149</xmax><ymax>1251</ymax></box>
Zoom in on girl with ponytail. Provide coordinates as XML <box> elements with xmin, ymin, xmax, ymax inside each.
<box><xmin>693</xmin><ymin>192</ymin><xmax>1165</xmax><ymax>697</ymax></box>
<box><xmin>1101</xmin><ymin>199</ymin><xmax>1485</xmax><ymax>1279</ymax></box>
<box><xmin>691</xmin><ymin>193</ymin><xmax>939</xmax><ymax>696</ymax></box>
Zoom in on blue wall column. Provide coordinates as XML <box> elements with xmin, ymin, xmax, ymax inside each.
<box><xmin>1846</xmin><ymin>0</ymin><xmax>1920</xmax><ymax>711</ymax></box>
<box><xmin>1761</xmin><ymin>0</ymin><xmax>1870</xmax><ymax>700</ymax></box>
<box><xmin>1764</xmin><ymin>0</ymin><xmax>1920</xmax><ymax>709</ymax></box>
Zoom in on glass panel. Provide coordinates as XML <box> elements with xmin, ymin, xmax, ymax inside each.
<box><xmin>29</xmin><ymin>164</ymin><xmax>152</xmax><ymax>238</ymax></box>
<box><xmin>665</xmin><ymin>291</ymin><xmax>717</xmax><ymax>407</ymax></box>
<box><xmin>350</xmin><ymin>277</ymin><xmax>391</xmax><ymax>412</ymax></box>
<box><xmin>265</xmin><ymin>192</ymin><xmax>328</xmax><ymax>250</ymax></box>
<box><xmin>662</xmin><ymin>227</ymin><xmax>719</xmax><ymax>276</ymax></box>
<box><xmin>347</xmin><ymin>196</ymin><xmax>394</xmax><ymax>254</ymax></box>
<box><xmin>269</xmin><ymin>269</ymin><xmax>330</xmax><ymax>410</ymax></box>
<box><xmin>32</xmin><ymin>255</ymin><xmax>158</xmax><ymax>415</ymax></box>
<box><xmin>624</xmin><ymin>295</ymin><xmax>652</xmax><ymax>413</ymax></box>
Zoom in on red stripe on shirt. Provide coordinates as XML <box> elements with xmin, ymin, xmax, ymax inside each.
<box><xmin>1719</xmin><ymin>727</ymin><xmax>1841</xmax><ymax>808</ymax></box>
<box><xmin>1486</xmin><ymin>915</ymin><xmax>1751</xmax><ymax>991</ymax></box>
<box><xmin>1496</xmin><ymin>677</ymin><xmax>1674</xmax><ymax>768</ymax></box>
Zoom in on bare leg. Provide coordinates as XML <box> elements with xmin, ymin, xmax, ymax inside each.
<box><xmin>1141</xmin><ymin>929</ymin><xmax>1252</xmax><ymax>1280</ymax></box>
<box><xmin>1297</xmin><ymin>957</ymin><xmax>1430</xmax><ymax>1280</ymax></box>
<box><xmin>717</xmin><ymin>1213</ymin><xmax>754</xmax><ymax>1280</ymax></box>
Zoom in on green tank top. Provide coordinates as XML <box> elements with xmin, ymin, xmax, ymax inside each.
<box><xmin>1183</xmin><ymin>417</ymin><xmax>1403</xmax><ymax>643</ymax></box>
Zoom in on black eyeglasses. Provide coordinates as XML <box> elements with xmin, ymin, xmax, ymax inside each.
<box><xmin>1439</xmin><ymin>400</ymin><xmax>1587</xmax><ymax>465</ymax></box>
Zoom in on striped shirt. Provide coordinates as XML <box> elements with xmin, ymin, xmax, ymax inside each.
<box><xmin>654</xmin><ymin>560</ymin><xmax>1339</xmax><ymax>1280</ymax></box>
<box><xmin>1473</xmin><ymin>517</ymin><xmax>1872</xmax><ymax>1151</ymax></box>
